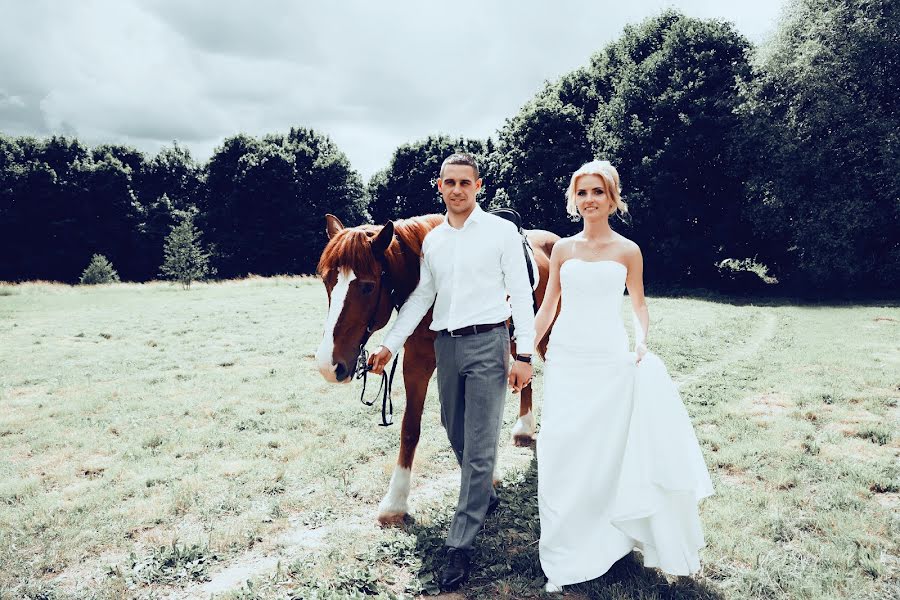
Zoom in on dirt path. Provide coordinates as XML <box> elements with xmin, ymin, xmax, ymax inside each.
<box><xmin>163</xmin><ymin>444</ymin><xmax>534</xmax><ymax>599</ymax></box>
<box><xmin>63</xmin><ymin>313</ymin><xmax>778</xmax><ymax>599</ymax></box>
<box><xmin>673</xmin><ymin>310</ymin><xmax>777</xmax><ymax>390</ymax></box>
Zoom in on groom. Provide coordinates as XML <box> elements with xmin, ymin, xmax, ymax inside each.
<box><xmin>368</xmin><ymin>152</ymin><xmax>535</xmax><ymax>591</ymax></box>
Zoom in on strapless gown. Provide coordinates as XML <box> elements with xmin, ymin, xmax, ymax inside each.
<box><xmin>537</xmin><ymin>259</ymin><xmax>714</xmax><ymax>585</ymax></box>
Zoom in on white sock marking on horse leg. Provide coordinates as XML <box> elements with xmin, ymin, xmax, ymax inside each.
<box><xmin>315</xmin><ymin>270</ymin><xmax>356</xmax><ymax>381</ymax></box>
<box><xmin>378</xmin><ymin>465</ymin><xmax>411</xmax><ymax>518</ymax></box>
<box><xmin>512</xmin><ymin>409</ymin><xmax>536</xmax><ymax>439</ymax></box>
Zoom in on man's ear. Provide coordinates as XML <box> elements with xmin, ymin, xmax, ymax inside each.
<box><xmin>325</xmin><ymin>214</ymin><xmax>344</xmax><ymax>239</ymax></box>
<box><xmin>371</xmin><ymin>221</ymin><xmax>395</xmax><ymax>256</ymax></box>
<box><xmin>435</xmin><ymin>178</ymin><xmax>443</xmax><ymax>194</ymax></box>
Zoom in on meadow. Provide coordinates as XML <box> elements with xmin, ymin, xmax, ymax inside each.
<box><xmin>0</xmin><ymin>278</ymin><xmax>897</xmax><ymax>599</ymax></box>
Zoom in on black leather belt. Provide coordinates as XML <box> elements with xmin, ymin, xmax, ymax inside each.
<box><xmin>441</xmin><ymin>321</ymin><xmax>507</xmax><ymax>338</ymax></box>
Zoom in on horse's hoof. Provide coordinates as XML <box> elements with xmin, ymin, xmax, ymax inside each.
<box><xmin>511</xmin><ymin>411</ymin><xmax>536</xmax><ymax>447</ymax></box>
<box><xmin>513</xmin><ymin>433</ymin><xmax>535</xmax><ymax>447</ymax></box>
<box><xmin>377</xmin><ymin>512</ymin><xmax>410</xmax><ymax>527</ymax></box>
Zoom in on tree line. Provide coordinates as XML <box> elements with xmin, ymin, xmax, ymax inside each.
<box><xmin>0</xmin><ymin>129</ymin><xmax>368</xmax><ymax>282</ymax></box>
<box><xmin>1</xmin><ymin>0</ymin><xmax>897</xmax><ymax>296</ymax></box>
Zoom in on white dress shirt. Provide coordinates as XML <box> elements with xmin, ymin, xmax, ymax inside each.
<box><xmin>381</xmin><ymin>204</ymin><xmax>536</xmax><ymax>355</ymax></box>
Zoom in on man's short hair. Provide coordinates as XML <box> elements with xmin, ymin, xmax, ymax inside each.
<box><xmin>440</xmin><ymin>152</ymin><xmax>480</xmax><ymax>180</ymax></box>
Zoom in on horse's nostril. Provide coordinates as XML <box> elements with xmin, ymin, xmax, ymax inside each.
<box><xmin>335</xmin><ymin>362</ymin><xmax>350</xmax><ymax>381</ymax></box>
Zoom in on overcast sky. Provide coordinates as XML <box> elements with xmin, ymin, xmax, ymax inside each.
<box><xmin>0</xmin><ymin>0</ymin><xmax>785</xmax><ymax>180</ymax></box>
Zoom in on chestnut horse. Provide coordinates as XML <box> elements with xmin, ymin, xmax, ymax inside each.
<box><xmin>315</xmin><ymin>212</ymin><xmax>559</xmax><ymax>525</ymax></box>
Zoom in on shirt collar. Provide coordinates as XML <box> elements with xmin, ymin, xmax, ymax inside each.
<box><xmin>467</xmin><ymin>204</ymin><xmax>485</xmax><ymax>224</ymax></box>
<box><xmin>441</xmin><ymin>203</ymin><xmax>484</xmax><ymax>230</ymax></box>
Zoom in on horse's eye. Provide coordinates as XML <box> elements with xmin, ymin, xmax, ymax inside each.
<box><xmin>360</xmin><ymin>282</ymin><xmax>375</xmax><ymax>295</ymax></box>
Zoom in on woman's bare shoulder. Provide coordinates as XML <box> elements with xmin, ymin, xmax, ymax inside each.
<box><xmin>613</xmin><ymin>233</ymin><xmax>641</xmax><ymax>256</ymax></box>
<box><xmin>551</xmin><ymin>236</ymin><xmax>578</xmax><ymax>255</ymax></box>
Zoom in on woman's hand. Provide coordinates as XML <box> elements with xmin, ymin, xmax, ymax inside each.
<box><xmin>509</xmin><ymin>360</ymin><xmax>533</xmax><ymax>394</ymax></box>
<box><xmin>635</xmin><ymin>342</ymin><xmax>647</xmax><ymax>365</ymax></box>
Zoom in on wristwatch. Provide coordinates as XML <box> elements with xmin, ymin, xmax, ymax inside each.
<box><xmin>514</xmin><ymin>354</ymin><xmax>532</xmax><ymax>364</ymax></box>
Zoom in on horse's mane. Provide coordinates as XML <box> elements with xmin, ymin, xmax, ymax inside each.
<box><xmin>317</xmin><ymin>214</ymin><xmax>444</xmax><ymax>278</ymax></box>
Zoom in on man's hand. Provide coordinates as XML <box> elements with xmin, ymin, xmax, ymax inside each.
<box><xmin>368</xmin><ymin>345</ymin><xmax>393</xmax><ymax>375</ymax></box>
<box><xmin>508</xmin><ymin>360</ymin><xmax>533</xmax><ymax>394</ymax></box>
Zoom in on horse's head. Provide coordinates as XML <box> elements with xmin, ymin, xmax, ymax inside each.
<box><xmin>315</xmin><ymin>214</ymin><xmax>396</xmax><ymax>383</ymax></box>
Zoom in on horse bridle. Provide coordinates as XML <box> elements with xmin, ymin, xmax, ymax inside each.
<box><xmin>352</xmin><ymin>254</ymin><xmax>401</xmax><ymax>426</ymax></box>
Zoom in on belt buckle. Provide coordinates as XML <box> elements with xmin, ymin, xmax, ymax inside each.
<box><xmin>449</xmin><ymin>328</ymin><xmax>463</xmax><ymax>338</ymax></box>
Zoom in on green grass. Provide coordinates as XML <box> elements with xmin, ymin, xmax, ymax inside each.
<box><xmin>0</xmin><ymin>279</ymin><xmax>897</xmax><ymax>599</ymax></box>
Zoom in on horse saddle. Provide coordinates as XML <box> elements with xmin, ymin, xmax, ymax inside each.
<box><xmin>488</xmin><ymin>207</ymin><xmax>538</xmax><ymax>313</ymax></box>
<box><xmin>489</xmin><ymin>207</ymin><xmax>524</xmax><ymax>233</ymax></box>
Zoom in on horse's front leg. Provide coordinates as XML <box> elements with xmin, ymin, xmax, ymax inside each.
<box><xmin>512</xmin><ymin>383</ymin><xmax>536</xmax><ymax>447</ymax></box>
<box><xmin>509</xmin><ymin>338</ymin><xmax>538</xmax><ymax>447</ymax></box>
<box><xmin>377</xmin><ymin>334</ymin><xmax>436</xmax><ymax>526</ymax></box>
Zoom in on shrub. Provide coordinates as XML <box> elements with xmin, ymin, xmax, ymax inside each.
<box><xmin>79</xmin><ymin>254</ymin><xmax>120</xmax><ymax>285</ymax></box>
<box><xmin>716</xmin><ymin>257</ymin><xmax>779</xmax><ymax>293</ymax></box>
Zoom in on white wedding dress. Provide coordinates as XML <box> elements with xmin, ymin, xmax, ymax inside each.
<box><xmin>537</xmin><ymin>259</ymin><xmax>714</xmax><ymax>586</ymax></box>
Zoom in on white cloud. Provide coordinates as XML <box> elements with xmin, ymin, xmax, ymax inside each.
<box><xmin>0</xmin><ymin>94</ymin><xmax>25</xmax><ymax>109</ymax></box>
<box><xmin>0</xmin><ymin>0</ymin><xmax>785</xmax><ymax>178</ymax></box>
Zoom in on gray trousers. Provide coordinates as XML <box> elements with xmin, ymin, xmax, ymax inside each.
<box><xmin>433</xmin><ymin>325</ymin><xmax>510</xmax><ymax>550</ymax></box>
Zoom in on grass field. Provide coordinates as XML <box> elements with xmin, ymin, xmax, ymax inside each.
<box><xmin>0</xmin><ymin>278</ymin><xmax>897</xmax><ymax>600</ymax></box>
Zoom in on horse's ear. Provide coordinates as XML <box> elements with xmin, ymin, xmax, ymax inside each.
<box><xmin>325</xmin><ymin>214</ymin><xmax>344</xmax><ymax>239</ymax></box>
<box><xmin>371</xmin><ymin>221</ymin><xmax>395</xmax><ymax>256</ymax></box>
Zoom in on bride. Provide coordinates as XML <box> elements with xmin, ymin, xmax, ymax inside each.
<box><xmin>533</xmin><ymin>160</ymin><xmax>714</xmax><ymax>592</ymax></box>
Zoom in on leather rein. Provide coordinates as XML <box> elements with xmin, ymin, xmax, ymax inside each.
<box><xmin>352</xmin><ymin>255</ymin><xmax>401</xmax><ymax>426</ymax></box>
<box><xmin>350</xmin><ymin>208</ymin><xmax>533</xmax><ymax>427</ymax></box>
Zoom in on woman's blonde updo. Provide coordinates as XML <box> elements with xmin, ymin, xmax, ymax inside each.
<box><xmin>565</xmin><ymin>160</ymin><xmax>627</xmax><ymax>218</ymax></box>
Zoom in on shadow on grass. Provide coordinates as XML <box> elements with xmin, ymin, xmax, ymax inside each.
<box><xmin>409</xmin><ymin>455</ymin><xmax>724</xmax><ymax>600</ymax></box>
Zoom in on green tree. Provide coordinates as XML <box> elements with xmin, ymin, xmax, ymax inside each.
<box><xmin>134</xmin><ymin>144</ymin><xmax>203</xmax><ymax>280</ymax></box>
<box><xmin>588</xmin><ymin>11</ymin><xmax>754</xmax><ymax>286</ymax></box>
<box><xmin>0</xmin><ymin>135</ymin><xmax>27</xmax><ymax>280</ymax></box>
<box><xmin>92</xmin><ymin>143</ymin><xmax>145</xmax><ymax>175</ymax></box>
<box><xmin>74</xmin><ymin>150</ymin><xmax>143</xmax><ymax>279</ymax></box>
<box><xmin>368</xmin><ymin>136</ymin><xmax>487</xmax><ymax>223</ymax></box>
<box><xmin>160</xmin><ymin>211</ymin><xmax>212</xmax><ymax>289</ymax></box>
<box><xmin>10</xmin><ymin>136</ymin><xmax>88</xmax><ymax>282</ymax></box>
<box><xmin>139</xmin><ymin>143</ymin><xmax>201</xmax><ymax>210</ymax></box>
<box><xmin>0</xmin><ymin>136</ymin><xmax>144</xmax><ymax>282</ymax></box>
<box><xmin>740</xmin><ymin>0</ymin><xmax>900</xmax><ymax>293</ymax></box>
<box><xmin>202</xmin><ymin>128</ymin><xmax>367</xmax><ymax>277</ymax></box>
<box><xmin>489</xmin><ymin>88</ymin><xmax>593</xmax><ymax>235</ymax></box>
<box><xmin>79</xmin><ymin>254</ymin><xmax>120</xmax><ymax>284</ymax></box>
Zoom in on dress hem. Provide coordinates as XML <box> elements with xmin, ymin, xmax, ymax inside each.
<box><xmin>542</xmin><ymin>546</ymin><xmax>633</xmax><ymax>587</ymax></box>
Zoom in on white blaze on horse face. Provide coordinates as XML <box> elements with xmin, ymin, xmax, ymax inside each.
<box><xmin>316</xmin><ymin>269</ymin><xmax>356</xmax><ymax>382</ymax></box>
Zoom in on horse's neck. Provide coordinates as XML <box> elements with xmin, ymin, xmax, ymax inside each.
<box><xmin>388</xmin><ymin>219</ymin><xmax>440</xmax><ymax>307</ymax></box>
<box><xmin>388</xmin><ymin>244</ymin><xmax>423</xmax><ymax>307</ymax></box>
